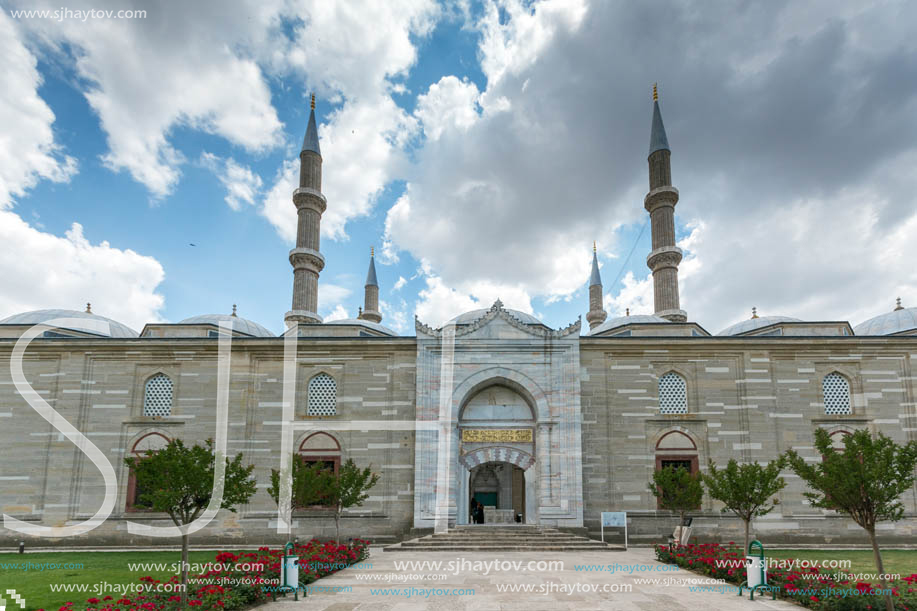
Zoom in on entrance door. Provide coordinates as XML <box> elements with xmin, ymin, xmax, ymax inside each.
<box><xmin>474</xmin><ymin>492</ymin><xmax>497</xmax><ymax>507</ymax></box>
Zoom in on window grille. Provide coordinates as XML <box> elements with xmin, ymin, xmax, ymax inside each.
<box><xmin>143</xmin><ymin>374</ymin><xmax>173</xmax><ymax>417</ymax></box>
<box><xmin>823</xmin><ymin>373</ymin><xmax>851</xmax><ymax>415</ymax></box>
<box><xmin>659</xmin><ymin>372</ymin><xmax>687</xmax><ymax>414</ymax></box>
<box><xmin>307</xmin><ymin>374</ymin><xmax>337</xmax><ymax>416</ymax></box>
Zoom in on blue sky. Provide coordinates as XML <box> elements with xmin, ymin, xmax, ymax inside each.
<box><xmin>2</xmin><ymin>0</ymin><xmax>915</xmax><ymax>336</ymax></box>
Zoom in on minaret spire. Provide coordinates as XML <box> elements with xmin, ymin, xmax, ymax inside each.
<box><xmin>644</xmin><ymin>84</ymin><xmax>686</xmax><ymax>322</ymax></box>
<box><xmin>358</xmin><ymin>246</ymin><xmax>382</xmax><ymax>324</ymax></box>
<box><xmin>285</xmin><ymin>93</ymin><xmax>327</xmax><ymax>328</ymax></box>
<box><xmin>586</xmin><ymin>242</ymin><xmax>607</xmax><ymax>330</ymax></box>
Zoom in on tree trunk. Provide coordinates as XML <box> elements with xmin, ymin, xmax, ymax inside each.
<box><xmin>180</xmin><ymin>532</ymin><xmax>190</xmax><ymax>607</ymax></box>
<box><xmin>868</xmin><ymin>527</ymin><xmax>894</xmax><ymax>611</ymax></box>
<box><xmin>743</xmin><ymin>519</ymin><xmax>750</xmax><ymax>554</ymax></box>
<box><xmin>678</xmin><ymin>510</ymin><xmax>685</xmax><ymax>544</ymax></box>
<box><xmin>334</xmin><ymin>509</ymin><xmax>341</xmax><ymax>545</ymax></box>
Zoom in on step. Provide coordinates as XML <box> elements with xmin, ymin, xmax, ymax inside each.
<box><xmin>385</xmin><ymin>544</ymin><xmax>623</xmax><ymax>552</ymax></box>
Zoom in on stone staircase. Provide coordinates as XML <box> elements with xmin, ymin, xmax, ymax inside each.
<box><xmin>384</xmin><ymin>524</ymin><xmax>621</xmax><ymax>552</ymax></box>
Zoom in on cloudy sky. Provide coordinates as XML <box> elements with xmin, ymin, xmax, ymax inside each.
<box><xmin>1</xmin><ymin>0</ymin><xmax>915</xmax><ymax>336</ymax></box>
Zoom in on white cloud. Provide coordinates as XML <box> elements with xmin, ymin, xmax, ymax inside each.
<box><xmin>200</xmin><ymin>153</ymin><xmax>263</xmax><ymax>210</ymax></box>
<box><xmin>414</xmin><ymin>76</ymin><xmax>480</xmax><ymax>140</ymax></box>
<box><xmin>16</xmin><ymin>0</ymin><xmax>284</xmax><ymax>198</ymax></box>
<box><xmin>257</xmin><ymin>0</ymin><xmax>439</xmax><ymax>241</ymax></box>
<box><xmin>0</xmin><ymin>12</ymin><xmax>76</xmax><ymax>208</ymax></box>
<box><xmin>384</xmin><ymin>0</ymin><xmax>917</xmax><ymax>332</ymax></box>
<box><xmin>414</xmin><ymin>269</ymin><xmax>534</xmax><ymax>328</ymax></box>
<box><xmin>380</xmin><ymin>298</ymin><xmax>409</xmax><ymax>333</ymax></box>
<box><xmin>393</xmin><ymin>276</ymin><xmax>407</xmax><ymax>291</ymax></box>
<box><xmin>323</xmin><ymin>304</ymin><xmax>349</xmax><ymax>322</ymax></box>
<box><xmin>0</xmin><ymin>211</ymin><xmax>165</xmax><ymax>331</ymax></box>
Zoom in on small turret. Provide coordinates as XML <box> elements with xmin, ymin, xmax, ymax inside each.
<box><xmin>585</xmin><ymin>242</ymin><xmax>607</xmax><ymax>330</ymax></box>
<box><xmin>359</xmin><ymin>247</ymin><xmax>382</xmax><ymax>324</ymax></box>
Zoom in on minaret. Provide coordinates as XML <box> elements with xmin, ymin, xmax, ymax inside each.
<box><xmin>644</xmin><ymin>84</ymin><xmax>687</xmax><ymax>322</ymax></box>
<box><xmin>585</xmin><ymin>242</ymin><xmax>607</xmax><ymax>330</ymax></box>
<box><xmin>285</xmin><ymin>94</ymin><xmax>326</xmax><ymax>327</ymax></box>
<box><xmin>358</xmin><ymin>247</ymin><xmax>382</xmax><ymax>324</ymax></box>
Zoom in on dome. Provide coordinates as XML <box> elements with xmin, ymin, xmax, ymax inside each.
<box><xmin>854</xmin><ymin>306</ymin><xmax>917</xmax><ymax>336</ymax></box>
<box><xmin>588</xmin><ymin>314</ymin><xmax>669</xmax><ymax>336</ymax></box>
<box><xmin>0</xmin><ymin>309</ymin><xmax>139</xmax><ymax>338</ymax></box>
<box><xmin>717</xmin><ymin>315</ymin><xmax>802</xmax><ymax>336</ymax></box>
<box><xmin>178</xmin><ymin>314</ymin><xmax>274</xmax><ymax>337</ymax></box>
<box><xmin>448</xmin><ymin>308</ymin><xmax>543</xmax><ymax>326</ymax></box>
<box><xmin>326</xmin><ymin>318</ymin><xmax>397</xmax><ymax>336</ymax></box>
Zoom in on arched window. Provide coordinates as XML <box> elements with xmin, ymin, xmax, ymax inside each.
<box><xmin>823</xmin><ymin>373</ymin><xmax>851</xmax><ymax>415</ymax></box>
<box><xmin>307</xmin><ymin>373</ymin><xmax>337</xmax><ymax>416</ymax></box>
<box><xmin>126</xmin><ymin>432</ymin><xmax>170</xmax><ymax>511</ymax></box>
<box><xmin>298</xmin><ymin>432</ymin><xmax>342</xmax><ymax>474</ymax></box>
<box><xmin>143</xmin><ymin>373</ymin><xmax>173</xmax><ymax>417</ymax></box>
<box><xmin>658</xmin><ymin>372</ymin><xmax>687</xmax><ymax>414</ymax></box>
<box><xmin>654</xmin><ymin>431</ymin><xmax>700</xmax><ymax>511</ymax></box>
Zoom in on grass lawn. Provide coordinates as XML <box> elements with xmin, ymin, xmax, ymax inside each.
<box><xmin>766</xmin><ymin>549</ymin><xmax>916</xmax><ymax>579</ymax></box>
<box><xmin>0</xmin><ymin>550</ymin><xmax>252</xmax><ymax>611</ymax></box>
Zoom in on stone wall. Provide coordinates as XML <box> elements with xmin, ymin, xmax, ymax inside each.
<box><xmin>579</xmin><ymin>336</ymin><xmax>917</xmax><ymax>545</ymax></box>
<box><xmin>0</xmin><ymin>336</ymin><xmax>417</xmax><ymax>547</ymax></box>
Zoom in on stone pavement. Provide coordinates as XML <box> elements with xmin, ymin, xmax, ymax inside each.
<box><xmin>255</xmin><ymin>546</ymin><xmax>797</xmax><ymax>610</ymax></box>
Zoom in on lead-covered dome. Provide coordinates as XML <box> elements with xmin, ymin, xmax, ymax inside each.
<box><xmin>448</xmin><ymin>308</ymin><xmax>543</xmax><ymax>326</ymax></box>
<box><xmin>717</xmin><ymin>315</ymin><xmax>802</xmax><ymax>336</ymax></box>
<box><xmin>178</xmin><ymin>314</ymin><xmax>274</xmax><ymax>337</ymax></box>
<box><xmin>0</xmin><ymin>309</ymin><xmax>139</xmax><ymax>338</ymax></box>
<box><xmin>854</xmin><ymin>301</ymin><xmax>917</xmax><ymax>336</ymax></box>
<box><xmin>589</xmin><ymin>314</ymin><xmax>669</xmax><ymax>336</ymax></box>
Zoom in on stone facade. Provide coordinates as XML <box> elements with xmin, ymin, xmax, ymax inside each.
<box><xmin>1</xmin><ymin>310</ymin><xmax>915</xmax><ymax>547</ymax></box>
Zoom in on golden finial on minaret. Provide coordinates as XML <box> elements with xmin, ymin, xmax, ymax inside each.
<box><xmin>310</xmin><ymin>93</ymin><xmax>315</xmax><ymax>110</ymax></box>
<box><xmin>653</xmin><ymin>83</ymin><xmax>658</xmax><ymax>101</ymax></box>
<box><xmin>371</xmin><ymin>246</ymin><xmax>374</xmax><ymax>257</ymax></box>
<box><xmin>751</xmin><ymin>307</ymin><xmax>758</xmax><ymax>319</ymax></box>
<box><xmin>85</xmin><ymin>302</ymin><xmax>92</xmax><ymax>314</ymax></box>
<box><xmin>593</xmin><ymin>241</ymin><xmax>596</xmax><ymax>253</ymax></box>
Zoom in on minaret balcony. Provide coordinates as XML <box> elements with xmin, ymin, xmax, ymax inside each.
<box><xmin>289</xmin><ymin>247</ymin><xmax>326</xmax><ymax>272</ymax></box>
<box><xmin>293</xmin><ymin>187</ymin><xmax>327</xmax><ymax>213</ymax></box>
<box><xmin>644</xmin><ymin>185</ymin><xmax>679</xmax><ymax>212</ymax></box>
<box><xmin>646</xmin><ymin>245</ymin><xmax>683</xmax><ymax>271</ymax></box>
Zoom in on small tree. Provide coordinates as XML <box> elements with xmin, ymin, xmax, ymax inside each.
<box><xmin>325</xmin><ymin>459</ymin><xmax>380</xmax><ymax>544</ymax></box>
<box><xmin>268</xmin><ymin>454</ymin><xmax>334</xmax><ymax>542</ymax></box>
<box><xmin>125</xmin><ymin>439</ymin><xmax>256</xmax><ymax>606</ymax></box>
<box><xmin>648</xmin><ymin>465</ymin><xmax>704</xmax><ymax>539</ymax></box>
<box><xmin>784</xmin><ymin>429</ymin><xmax>917</xmax><ymax>611</ymax></box>
<box><xmin>703</xmin><ymin>458</ymin><xmax>786</xmax><ymax>552</ymax></box>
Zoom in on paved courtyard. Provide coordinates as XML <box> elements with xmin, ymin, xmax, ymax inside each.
<box><xmin>256</xmin><ymin>546</ymin><xmax>797</xmax><ymax>610</ymax></box>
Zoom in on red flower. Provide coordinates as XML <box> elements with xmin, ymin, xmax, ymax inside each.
<box><xmin>188</xmin><ymin>601</ymin><xmax>203</xmax><ymax>607</ymax></box>
<box><xmin>87</xmin><ymin>599</ymin><xmax>100</xmax><ymax>604</ymax></box>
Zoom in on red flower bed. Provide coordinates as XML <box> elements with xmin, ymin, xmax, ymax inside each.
<box><xmin>61</xmin><ymin>539</ymin><xmax>370</xmax><ymax>611</ymax></box>
<box><xmin>655</xmin><ymin>542</ymin><xmax>915</xmax><ymax>610</ymax></box>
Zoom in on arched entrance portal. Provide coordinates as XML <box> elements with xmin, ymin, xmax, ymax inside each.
<box><xmin>468</xmin><ymin>461</ymin><xmax>526</xmax><ymax>523</ymax></box>
<box><xmin>458</xmin><ymin>446</ymin><xmax>537</xmax><ymax>525</ymax></box>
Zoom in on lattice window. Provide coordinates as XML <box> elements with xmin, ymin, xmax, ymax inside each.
<box><xmin>307</xmin><ymin>374</ymin><xmax>337</xmax><ymax>416</ymax></box>
<box><xmin>823</xmin><ymin>373</ymin><xmax>851</xmax><ymax>415</ymax></box>
<box><xmin>143</xmin><ymin>374</ymin><xmax>173</xmax><ymax>417</ymax></box>
<box><xmin>659</xmin><ymin>372</ymin><xmax>687</xmax><ymax>414</ymax></box>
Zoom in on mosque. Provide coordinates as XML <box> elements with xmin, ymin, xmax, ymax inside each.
<box><xmin>1</xmin><ymin>92</ymin><xmax>916</xmax><ymax>546</ymax></box>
